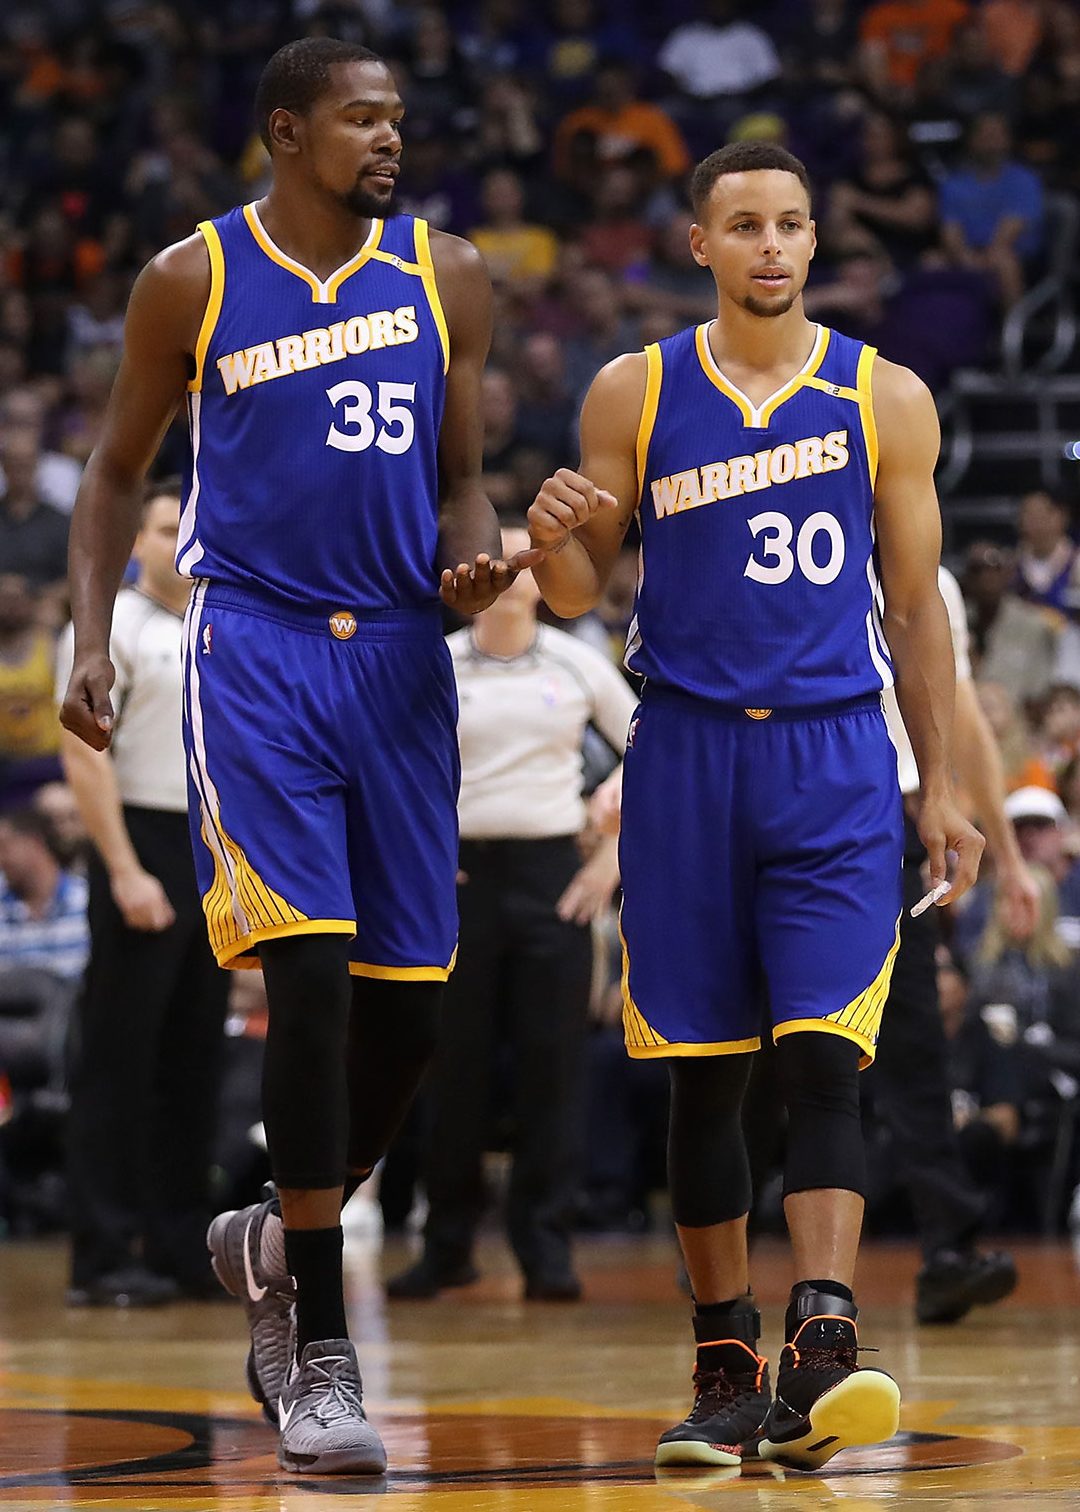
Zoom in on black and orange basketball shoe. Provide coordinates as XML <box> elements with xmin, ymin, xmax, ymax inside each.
<box><xmin>655</xmin><ymin>1305</ymin><xmax>771</xmax><ymax>1467</ymax></box>
<box><xmin>758</xmin><ymin>1289</ymin><xmax>900</xmax><ymax>1471</ymax></box>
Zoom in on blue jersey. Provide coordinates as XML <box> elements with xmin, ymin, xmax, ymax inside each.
<box><xmin>627</xmin><ymin>322</ymin><xmax>893</xmax><ymax>708</ymax></box>
<box><xmin>177</xmin><ymin>205</ymin><xmax>449</xmax><ymax>612</ymax></box>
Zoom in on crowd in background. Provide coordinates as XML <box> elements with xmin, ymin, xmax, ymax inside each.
<box><xmin>2</xmin><ymin>0</ymin><xmax>1080</xmax><ymax>1253</ymax></box>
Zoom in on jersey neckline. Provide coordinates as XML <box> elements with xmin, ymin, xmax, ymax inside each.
<box><xmin>695</xmin><ymin>321</ymin><xmax>830</xmax><ymax>430</ymax></box>
<box><xmin>242</xmin><ymin>202</ymin><xmax>384</xmax><ymax>305</ymax></box>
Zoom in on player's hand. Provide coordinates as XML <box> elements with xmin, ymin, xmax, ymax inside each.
<box><xmin>557</xmin><ymin>835</ymin><xmax>620</xmax><ymax>925</ymax></box>
<box><xmin>996</xmin><ymin>858</ymin><xmax>1040</xmax><ymax>942</ymax></box>
<box><xmin>439</xmin><ymin>548</ymin><xmax>543</xmax><ymax>615</ymax></box>
<box><xmin>916</xmin><ymin>790</ymin><xmax>985</xmax><ymax>906</ymax></box>
<box><xmin>527</xmin><ymin>468</ymin><xmax>618</xmax><ymax>552</ymax></box>
<box><xmin>60</xmin><ymin>653</ymin><xmax>117</xmax><ymax>751</ymax></box>
<box><xmin>111</xmin><ymin>866</ymin><xmax>176</xmax><ymax>932</ymax></box>
<box><xmin>588</xmin><ymin>767</ymin><xmax>623</xmax><ymax>837</ymax></box>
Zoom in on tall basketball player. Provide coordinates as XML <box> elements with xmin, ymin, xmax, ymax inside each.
<box><xmin>527</xmin><ymin>142</ymin><xmax>984</xmax><ymax>1471</ymax></box>
<box><xmin>61</xmin><ymin>38</ymin><xmax>535</xmax><ymax>1476</ymax></box>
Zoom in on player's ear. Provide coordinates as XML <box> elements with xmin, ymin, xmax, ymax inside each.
<box><xmin>808</xmin><ymin>218</ymin><xmax>816</xmax><ymax>261</ymax></box>
<box><xmin>268</xmin><ymin>108</ymin><xmax>302</xmax><ymax>156</ymax></box>
<box><xmin>689</xmin><ymin>222</ymin><xmax>710</xmax><ymax>269</ymax></box>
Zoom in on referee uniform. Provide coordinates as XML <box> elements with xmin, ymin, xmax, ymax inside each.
<box><xmin>401</xmin><ymin>623</ymin><xmax>637</xmax><ymax>1294</ymax></box>
<box><xmin>58</xmin><ymin>586</ymin><xmax>228</xmax><ymax>1300</ymax></box>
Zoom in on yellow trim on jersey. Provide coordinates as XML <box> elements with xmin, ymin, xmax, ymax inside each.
<box><xmin>694</xmin><ymin>322</ymin><xmax>830</xmax><ymax>429</ymax></box>
<box><xmin>242</xmin><ymin>202</ymin><xmax>383</xmax><ymax>304</ymax></box>
<box><xmin>198</xmin><ymin>814</ymin><xmax>328</xmax><ymax>965</ymax></box>
<box><xmin>636</xmin><ymin>343</ymin><xmax>663</xmax><ymax>500</ymax></box>
<box><xmin>216</xmin><ymin>920</ymin><xmax>358</xmax><ymax>970</ymax></box>
<box><xmin>413</xmin><ymin>218</ymin><xmax>451</xmax><ymax>373</ymax></box>
<box><xmin>348</xmin><ymin>952</ymin><xmax>457</xmax><ymax>982</ymax></box>
<box><xmin>773</xmin><ymin>914</ymin><xmax>900</xmax><ymax>1069</ymax></box>
<box><xmin>857</xmin><ymin>344</ymin><xmax>879</xmax><ymax>487</ymax></box>
<box><xmin>801</xmin><ymin>374</ymin><xmax>861</xmax><ymax>403</ymax></box>
<box><xmin>188</xmin><ymin>220</ymin><xmax>225</xmax><ymax>393</ymax></box>
<box><xmin>627</xmin><ymin>1037</ymin><xmax>762</xmax><ymax>1060</ymax></box>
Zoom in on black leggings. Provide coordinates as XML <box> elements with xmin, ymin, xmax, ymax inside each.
<box><xmin>668</xmin><ymin>1031</ymin><xmax>864</xmax><ymax>1228</ymax></box>
<box><xmin>260</xmin><ymin>935</ymin><xmax>442</xmax><ymax>1191</ymax></box>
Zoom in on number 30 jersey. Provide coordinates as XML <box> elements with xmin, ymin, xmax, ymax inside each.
<box><xmin>627</xmin><ymin>322</ymin><xmax>893</xmax><ymax>708</ymax></box>
<box><xmin>177</xmin><ymin>205</ymin><xmax>448</xmax><ymax>611</ymax></box>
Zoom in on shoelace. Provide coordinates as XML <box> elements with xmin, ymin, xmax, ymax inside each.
<box><xmin>305</xmin><ymin>1360</ymin><xmax>366</xmax><ymax>1426</ymax></box>
<box><xmin>791</xmin><ymin>1343</ymin><xmax>858</xmax><ymax>1375</ymax></box>
<box><xmin>687</xmin><ymin>1366</ymin><xmax>761</xmax><ymax>1422</ymax></box>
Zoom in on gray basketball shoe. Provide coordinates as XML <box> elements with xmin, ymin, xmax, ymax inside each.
<box><xmin>277</xmin><ymin>1338</ymin><xmax>387</xmax><ymax>1474</ymax></box>
<box><xmin>207</xmin><ymin>1195</ymin><xmax>296</xmax><ymax>1425</ymax></box>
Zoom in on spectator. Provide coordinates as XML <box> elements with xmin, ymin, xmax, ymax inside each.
<box><xmin>939</xmin><ymin>112</ymin><xmax>1045</xmax><ymax>307</ymax></box>
<box><xmin>859</xmin><ymin>0</ymin><xmax>970</xmax><ymax>107</ymax></box>
<box><xmin>515</xmin><ymin>332</ymin><xmax>576</xmax><ymax>456</ymax></box>
<box><xmin>532</xmin><ymin>0</ymin><xmax>641</xmax><ymax>104</ymax></box>
<box><xmin>981</xmin><ymin>0</ymin><xmax>1050</xmax><ymax>79</ymax></box>
<box><xmin>976</xmin><ymin>681</ymin><xmax>1055</xmax><ymax>792</ymax></box>
<box><xmin>782</xmin><ymin>0</ymin><xmax>861</xmax><ymax>94</ymax></box>
<box><xmin>964</xmin><ymin>541</ymin><xmax>1058</xmax><ymax>703</ymax></box>
<box><xmin>0</xmin><ymin>432</ymin><xmax>70</xmax><ymax>601</ymax></box>
<box><xmin>562</xmin><ymin>266</ymin><xmax>640</xmax><ymax>403</ymax></box>
<box><xmin>624</xmin><ymin>211</ymin><xmax>714</xmax><ymax>324</ymax></box>
<box><xmin>399</xmin><ymin>7</ymin><xmax>476</xmax><ymax>127</ymax></box>
<box><xmin>825</xmin><ymin>111</ymin><xmax>937</xmax><ymax>264</ymax></box>
<box><xmin>469</xmin><ymin>167</ymin><xmax>559</xmax><ymax>292</ymax></box>
<box><xmin>579</xmin><ymin>163</ymin><xmax>656</xmax><ymax>275</ymax></box>
<box><xmin>395</xmin><ymin>118</ymin><xmax>480</xmax><ymax>235</ymax></box>
<box><xmin>553</xmin><ymin>61</ymin><xmax>690</xmax><ymax>183</ymax></box>
<box><xmin>658</xmin><ymin>0</ymin><xmax>781</xmax><ymax>111</ymax></box>
<box><xmin>0</xmin><ymin>807</ymin><xmax>88</xmax><ymax>983</ymax></box>
<box><xmin>1003</xmin><ymin>786</ymin><xmax>1080</xmax><ymax>955</ymax></box>
<box><xmin>1013</xmin><ymin>490</ymin><xmax>1079</xmax><ymax>614</ymax></box>
<box><xmin>0</xmin><ymin>576</ymin><xmax>64</xmax><ymax>810</ymax></box>
<box><xmin>0</xmin><ymin>387</ymin><xmax>82</xmax><ymax>515</ymax></box>
<box><xmin>1034</xmin><ymin>683</ymin><xmax>1080</xmax><ymax>781</ymax></box>
<box><xmin>920</xmin><ymin>18</ymin><xmax>1016</xmax><ymax>122</ymax></box>
<box><xmin>474</xmin><ymin>75</ymin><xmax>545</xmax><ymax>173</ymax></box>
<box><xmin>480</xmin><ymin>367</ymin><xmax>528</xmax><ymax>512</ymax></box>
<box><xmin>32</xmin><ymin>781</ymin><xmax>89</xmax><ymax>871</ymax></box>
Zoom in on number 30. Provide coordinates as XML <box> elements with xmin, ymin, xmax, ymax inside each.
<box><xmin>744</xmin><ymin>510</ymin><xmax>846</xmax><ymax>585</ymax></box>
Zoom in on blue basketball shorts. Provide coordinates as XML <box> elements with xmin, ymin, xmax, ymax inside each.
<box><xmin>618</xmin><ymin>687</ymin><xmax>903</xmax><ymax>1067</ymax></box>
<box><xmin>181</xmin><ymin>581</ymin><xmax>460</xmax><ymax>978</ymax></box>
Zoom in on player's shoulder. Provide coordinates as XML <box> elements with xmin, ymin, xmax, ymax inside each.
<box><xmin>870</xmin><ymin>355</ymin><xmax>939</xmax><ymax>455</ymax></box>
<box><xmin>140</xmin><ymin>231</ymin><xmax>212</xmax><ymax>294</ymax></box>
<box><xmin>583</xmin><ymin>350</ymin><xmax>650</xmax><ymax>426</ymax></box>
<box><xmin>428</xmin><ymin>228</ymin><xmax>488</xmax><ymax>280</ymax></box>
<box><xmin>870</xmin><ymin>354</ymin><xmax>933</xmax><ymax>412</ymax></box>
<box><xmin>126</xmin><ymin>231</ymin><xmax>211</xmax><ymax>343</ymax></box>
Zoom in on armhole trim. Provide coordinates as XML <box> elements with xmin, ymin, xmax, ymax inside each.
<box><xmin>636</xmin><ymin>344</ymin><xmax>663</xmax><ymax>501</ymax></box>
<box><xmin>857</xmin><ymin>344</ymin><xmax>879</xmax><ymax>489</ymax></box>
<box><xmin>413</xmin><ymin>219</ymin><xmax>450</xmax><ymax>374</ymax></box>
<box><xmin>188</xmin><ymin>221</ymin><xmax>225</xmax><ymax>394</ymax></box>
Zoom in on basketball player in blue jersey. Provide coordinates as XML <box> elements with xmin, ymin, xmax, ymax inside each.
<box><xmin>61</xmin><ymin>37</ymin><xmax>537</xmax><ymax>1477</ymax></box>
<box><xmin>528</xmin><ymin>141</ymin><xmax>985</xmax><ymax>1472</ymax></box>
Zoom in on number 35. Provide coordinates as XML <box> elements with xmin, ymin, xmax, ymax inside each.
<box><xmin>325</xmin><ymin>380</ymin><xmax>416</xmax><ymax>454</ymax></box>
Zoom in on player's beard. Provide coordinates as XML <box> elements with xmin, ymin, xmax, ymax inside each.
<box><xmin>741</xmin><ymin>288</ymin><xmax>799</xmax><ymax>318</ymax></box>
<box><xmin>340</xmin><ymin>181</ymin><xmax>396</xmax><ymax>219</ymax></box>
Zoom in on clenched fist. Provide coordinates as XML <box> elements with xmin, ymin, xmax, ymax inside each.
<box><xmin>528</xmin><ymin>468</ymin><xmax>618</xmax><ymax>551</ymax></box>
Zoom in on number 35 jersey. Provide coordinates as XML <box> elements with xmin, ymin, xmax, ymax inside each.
<box><xmin>177</xmin><ymin>205</ymin><xmax>448</xmax><ymax>611</ymax></box>
<box><xmin>627</xmin><ymin>322</ymin><xmax>893</xmax><ymax>708</ymax></box>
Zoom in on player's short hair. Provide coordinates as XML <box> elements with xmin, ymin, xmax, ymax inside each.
<box><xmin>255</xmin><ymin>37</ymin><xmax>384</xmax><ymax>151</ymax></box>
<box><xmin>690</xmin><ymin>142</ymin><xmax>813</xmax><ymax>220</ymax></box>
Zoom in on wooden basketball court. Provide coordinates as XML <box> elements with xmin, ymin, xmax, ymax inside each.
<box><xmin>0</xmin><ymin>1233</ymin><xmax>1077</xmax><ymax>1509</ymax></box>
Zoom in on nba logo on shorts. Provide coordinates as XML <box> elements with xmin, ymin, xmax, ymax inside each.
<box><xmin>202</xmin><ymin>623</ymin><xmax>213</xmax><ymax>655</ymax></box>
<box><xmin>627</xmin><ymin>716</ymin><xmax>640</xmax><ymax>749</ymax></box>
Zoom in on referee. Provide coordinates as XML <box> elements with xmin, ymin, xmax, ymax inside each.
<box><xmin>389</xmin><ymin>520</ymin><xmax>638</xmax><ymax>1300</ymax></box>
<box><xmin>58</xmin><ymin>481</ymin><xmax>228</xmax><ymax>1306</ymax></box>
<box><xmin>876</xmin><ymin>564</ymin><xmax>1037</xmax><ymax>1322</ymax></box>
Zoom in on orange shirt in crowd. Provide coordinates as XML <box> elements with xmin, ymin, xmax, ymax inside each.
<box><xmin>860</xmin><ymin>0</ymin><xmax>970</xmax><ymax>88</ymax></box>
<box><xmin>980</xmin><ymin>0</ymin><xmax>1045</xmax><ymax>76</ymax></box>
<box><xmin>554</xmin><ymin>102</ymin><xmax>690</xmax><ymax>180</ymax></box>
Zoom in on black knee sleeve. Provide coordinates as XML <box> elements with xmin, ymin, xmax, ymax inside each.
<box><xmin>776</xmin><ymin>1031</ymin><xmax>865</xmax><ymax>1198</ymax></box>
<box><xmin>667</xmin><ymin>1054</ymin><xmax>753</xmax><ymax>1227</ymax></box>
<box><xmin>345</xmin><ymin>978</ymin><xmax>443</xmax><ymax>1173</ymax></box>
<box><xmin>260</xmin><ymin>934</ymin><xmax>352</xmax><ymax>1189</ymax></box>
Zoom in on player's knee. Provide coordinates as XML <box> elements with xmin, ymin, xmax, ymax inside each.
<box><xmin>667</xmin><ymin>1054</ymin><xmax>753</xmax><ymax>1227</ymax></box>
<box><xmin>351</xmin><ymin>978</ymin><xmax>443</xmax><ymax>1068</ymax></box>
<box><xmin>776</xmin><ymin>1030</ymin><xmax>864</xmax><ymax>1197</ymax></box>
<box><xmin>261</xmin><ymin>933</ymin><xmax>353</xmax><ymax>1048</ymax></box>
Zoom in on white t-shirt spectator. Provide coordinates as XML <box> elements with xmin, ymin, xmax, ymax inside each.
<box><xmin>449</xmin><ymin>624</ymin><xmax>638</xmax><ymax>840</ymax></box>
<box><xmin>659</xmin><ymin>19</ymin><xmax>781</xmax><ymax>100</ymax></box>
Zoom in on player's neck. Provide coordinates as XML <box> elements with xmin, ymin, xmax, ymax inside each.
<box><xmin>472</xmin><ymin>610</ymin><xmax>537</xmax><ymax>660</ymax></box>
<box><xmin>257</xmin><ymin>187</ymin><xmax>375</xmax><ymax>283</ymax></box>
<box><xmin>709</xmin><ymin>301</ymin><xmax>816</xmax><ymax>385</ymax></box>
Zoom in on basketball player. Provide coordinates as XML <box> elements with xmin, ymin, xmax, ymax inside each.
<box><xmin>61</xmin><ymin>38</ymin><xmax>534</xmax><ymax>1476</ymax></box>
<box><xmin>527</xmin><ymin>142</ymin><xmax>984</xmax><ymax>1471</ymax></box>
